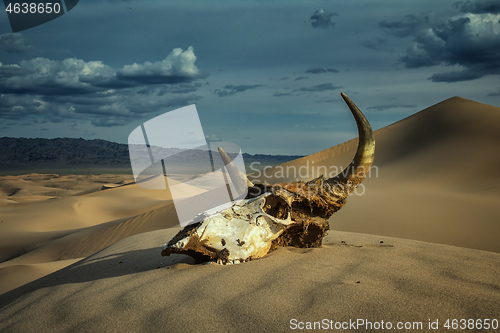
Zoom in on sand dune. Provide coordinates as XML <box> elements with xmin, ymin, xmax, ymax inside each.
<box><xmin>0</xmin><ymin>174</ymin><xmax>135</xmax><ymax>203</ymax></box>
<box><xmin>0</xmin><ymin>172</ymin><xmax>229</xmax><ymax>294</ymax></box>
<box><xmin>250</xmin><ymin>97</ymin><xmax>500</xmax><ymax>253</ymax></box>
<box><xmin>0</xmin><ymin>174</ymin><xmax>181</xmax><ymax>294</ymax></box>
<box><xmin>0</xmin><ymin>96</ymin><xmax>499</xmax><ymax>330</ymax></box>
<box><xmin>0</xmin><ymin>229</ymin><xmax>499</xmax><ymax>332</ymax></box>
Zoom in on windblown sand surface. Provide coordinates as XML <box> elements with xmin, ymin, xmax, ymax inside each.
<box><xmin>0</xmin><ymin>96</ymin><xmax>499</xmax><ymax>331</ymax></box>
<box><xmin>1</xmin><ymin>229</ymin><xmax>499</xmax><ymax>332</ymax></box>
<box><xmin>0</xmin><ymin>174</ymin><xmax>180</xmax><ymax>294</ymax></box>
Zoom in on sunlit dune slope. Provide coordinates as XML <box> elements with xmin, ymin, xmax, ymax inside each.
<box><xmin>0</xmin><ymin>175</ymin><xmax>182</xmax><ymax>294</ymax></box>
<box><xmin>250</xmin><ymin>97</ymin><xmax>500</xmax><ymax>252</ymax></box>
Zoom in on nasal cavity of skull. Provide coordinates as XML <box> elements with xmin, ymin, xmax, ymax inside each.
<box><xmin>263</xmin><ymin>195</ymin><xmax>289</xmax><ymax>220</ymax></box>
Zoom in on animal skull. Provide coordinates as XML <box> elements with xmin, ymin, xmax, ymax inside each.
<box><xmin>162</xmin><ymin>93</ymin><xmax>375</xmax><ymax>264</ymax></box>
<box><xmin>162</xmin><ymin>193</ymin><xmax>292</xmax><ymax>264</ymax></box>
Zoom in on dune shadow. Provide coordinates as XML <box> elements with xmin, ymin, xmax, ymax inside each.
<box><xmin>0</xmin><ymin>246</ymin><xmax>196</xmax><ymax>308</ymax></box>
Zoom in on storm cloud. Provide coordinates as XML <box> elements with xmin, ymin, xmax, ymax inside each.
<box><xmin>0</xmin><ymin>33</ymin><xmax>34</xmax><ymax>54</ymax></box>
<box><xmin>0</xmin><ymin>88</ymin><xmax>201</xmax><ymax>127</ymax></box>
<box><xmin>0</xmin><ymin>47</ymin><xmax>202</xmax><ymax>95</ymax></box>
<box><xmin>0</xmin><ymin>57</ymin><xmax>117</xmax><ymax>95</ymax></box>
<box><xmin>0</xmin><ymin>47</ymin><xmax>204</xmax><ymax>126</ymax></box>
<box><xmin>379</xmin><ymin>5</ymin><xmax>500</xmax><ymax>82</ymax></box>
<box><xmin>453</xmin><ymin>0</ymin><xmax>500</xmax><ymax>14</ymax></box>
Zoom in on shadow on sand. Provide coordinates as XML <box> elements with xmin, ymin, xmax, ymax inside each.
<box><xmin>0</xmin><ymin>245</ymin><xmax>197</xmax><ymax>308</ymax></box>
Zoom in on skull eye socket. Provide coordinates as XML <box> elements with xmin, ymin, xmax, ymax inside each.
<box><xmin>262</xmin><ymin>194</ymin><xmax>289</xmax><ymax>220</ymax></box>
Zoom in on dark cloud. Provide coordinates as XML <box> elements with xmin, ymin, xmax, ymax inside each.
<box><xmin>0</xmin><ymin>47</ymin><xmax>202</xmax><ymax>95</ymax></box>
<box><xmin>306</xmin><ymin>67</ymin><xmax>339</xmax><ymax>74</ymax></box>
<box><xmin>137</xmin><ymin>86</ymin><xmax>161</xmax><ymax>95</ymax></box>
<box><xmin>294</xmin><ymin>76</ymin><xmax>309</xmax><ymax>81</ymax></box>
<box><xmin>295</xmin><ymin>83</ymin><xmax>341</xmax><ymax>92</ymax></box>
<box><xmin>0</xmin><ymin>94</ymin><xmax>45</xmax><ymax>121</ymax></box>
<box><xmin>213</xmin><ymin>84</ymin><xmax>262</xmax><ymax>97</ymax></box>
<box><xmin>367</xmin><ymin>104</ymin><xmax>417</xmax><ymax>111</ymax></box>
<box><xmin>0</xmin><ymin>47</ymin><xmax>205</xmax><ymax>126</ymax></box>
<box><xmin>380</xmin><ymin>9</ymin><xmax>500</xmax><ymax>82</ymax></box>
<box><xmin>53</xmin><ymin>93</ymin><xmax>200</xmax><ymax>127</ymax></box>
<box><xmin>0</xmin><ymin>57</ymin><xmax>116</xmax><ymax>95</ymax></box>
<box><xmin>0</xmin><ymin>33</ymin><xmax>34</xmax><ymax>53</ymax></box>
<box><xmin>453</xmin><ymin>0</ymin><xmax>500</xmax><ymax>14</ymax></box>
<box><xmin>379</xmin><ymin>15</ymin><xmax>423</xmax><ymax>38</ymax></box>
<box><xmin>310</xmin><ymin>9</ymin><xmax>338</xmax><ymax>29</ymax></box>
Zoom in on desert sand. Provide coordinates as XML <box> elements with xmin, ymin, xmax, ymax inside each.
<box><xmin>0</xmin><ymin>96</ymin><xmax>500</xmax><ymax>331</ymax></box>
<box><xmin>250</xmin><ymin>96</ymin><xmax>500</xmax><ymax>253</ymax></box>
<box><xmin>1</xmin><ymin>228</ymin><xmax>499</xmax><ymax>332</ymax></box>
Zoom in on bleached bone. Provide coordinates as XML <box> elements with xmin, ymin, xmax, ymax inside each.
<box><xmin>218</xmin><ymin>146</ymin><xmax>255</xmax><ymax>188</ymax></box>
<box><xmin>162</xmin><ymin>93</ymin><xmax>375</xmax><ymax>264</ymax></box>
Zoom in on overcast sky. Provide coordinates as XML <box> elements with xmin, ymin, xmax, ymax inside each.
<box><xmin>1</xmin><ymin>0</ymin><xmax>499</xmax><ymax>155</ymax></box>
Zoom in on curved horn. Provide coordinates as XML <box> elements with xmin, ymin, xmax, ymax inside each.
<box><xmin>218</xmin><ymin>146</ymin><xmax>255</xmax><ymax>188</ymax></box>
<box><xmin>326</xmin><ymin>93</ymin><xmax>375</xmax><ymax>194</ymax></box>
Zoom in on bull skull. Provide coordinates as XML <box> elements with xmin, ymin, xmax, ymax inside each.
<box><xmin>161</xmin><ymin>93</ymin><xmax>375</xmax><ymax>264</ymax></box>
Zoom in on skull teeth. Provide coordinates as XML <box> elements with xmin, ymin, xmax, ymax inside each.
<box><xmin>217</xmin><ymin>258</ymin><xmax>242</xmax><ymax>265</ymax></box>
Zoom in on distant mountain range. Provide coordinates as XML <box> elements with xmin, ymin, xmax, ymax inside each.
<box><xmin>0</xmin><ymin>137</ymin><xmax>302</xmax><ymax>170</ymax></box>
